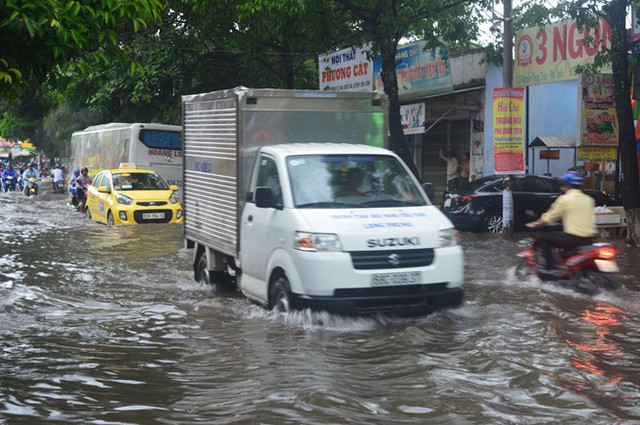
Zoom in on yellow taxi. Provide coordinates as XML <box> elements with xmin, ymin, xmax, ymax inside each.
<box><xmin>85</xmin><ymin>164</ymin><xmax>183</xmax><ymax>225</ymax></box>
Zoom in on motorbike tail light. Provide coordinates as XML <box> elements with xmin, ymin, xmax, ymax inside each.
<box><xmin>458</xmin><ymin>195</ymin><xmax>476</xmax><ymax>204</ymax></box>
<box><xmin>596</xmin><ymin>246</ymin><xmax>616</xmax><ymax>259</ymax></box>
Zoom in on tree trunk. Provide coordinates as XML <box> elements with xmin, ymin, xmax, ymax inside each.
<box><xmin>378</xmin><ymin>40</ymin><xmax>421</xmax><ymax>180</ymax></box>
<box><xmin>605</xmin><ymin>0</ymin><xmax>640</xmax><ymax>245</ymax></box>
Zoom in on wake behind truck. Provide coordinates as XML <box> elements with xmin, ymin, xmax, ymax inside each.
<box><xmin>182</xmin><ymin>87</ymin><xmax>463</xmax><ymax>316</ymax></box>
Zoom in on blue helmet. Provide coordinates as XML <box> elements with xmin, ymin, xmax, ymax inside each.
<box><xmin>559</xmin><ymin>171</ymin><xmax>583</xmax><ymax>186</ymax></box>
<box><xmin>73</xmin><ymin>168</ymin><xmax>80</xmax><ymax>173</ymax></box>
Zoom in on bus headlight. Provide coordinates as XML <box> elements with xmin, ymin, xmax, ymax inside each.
<box><xmin>116</xmin><ymin>193</ymin><xmax>133</xmax><ymax>205</ymax></box>
<box><xmin>439</xmin><ymin>229</ymin><xmax>459</xmax><ymax>247</ymax></box>
<box><xmin>294</xmin><ymin>232</ymin><xmax>342</xmax><ymax>252</ymax></box>
<box><xmin>169</xmin><ymin>192</ymin><xmax>179</xmax><ymax>204</ymax></box>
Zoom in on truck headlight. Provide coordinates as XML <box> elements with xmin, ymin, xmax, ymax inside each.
<box><xmin>169</xmin><ymin>191</ymin><xmax>179</xmax><ymax>204</ymax></box>
<box><xmin>294</xmin><ymin>232</ymin><xmax>342</xmax><ymax>252</ymax></box>
<box><xmin>116</xmin><ymin>193</ymin><xmax>133</xmax><ymax>205</ymax></box>
<box><xmin>439</xmin><ymin>229</ymin><xmax>459</xmax><ymax>247</ymax></box>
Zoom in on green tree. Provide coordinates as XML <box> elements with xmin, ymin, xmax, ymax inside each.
<box><xmin>0</xmin><ymin>0</ymin><xmax>163</xmax><ymax>99</ymax></box>
<box><xmin>333</xmin><ymin>0</ymin><xmax>486</xmax><ymax>178</ymax></box>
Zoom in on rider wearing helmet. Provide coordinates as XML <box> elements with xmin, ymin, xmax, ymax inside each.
<box><xmin>526</xmin><ymin>171</ymin><xmax>598</xmax><ymax>276</ymax></box>
<box><xmin>75</xmin><ymin>166</ymin><xmax>93</xmax><ymax>213</ymax></box>
<box><xmin>68</xmin><ymin>168</ymin><xmax>81</xmax><ymax>209</ymax></box>
<box><xmin>1</xmin><ymin>163</ymin><xmax>19</xmax><ymax>192</ymax></box>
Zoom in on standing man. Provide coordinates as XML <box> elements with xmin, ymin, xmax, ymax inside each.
<box><xmin>439</xmin><ymin>149</ymin><xmax>459</xmax><ymax>190</ymax></box>
<box><xmin>459</xmin><ymin>152</ymin><xmax>470</xmax><ymax>184</ymax></box>
<box><xmin>526</xmin><ymin>171</ymin><xmax>597</xmax><ymax>278</ymax></box>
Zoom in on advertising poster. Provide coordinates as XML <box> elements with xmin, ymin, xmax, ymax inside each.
<box><xmin>514</xmin><ymin>17</ymin><xmax>611</xmax><ymax>86</ymax></box>
<box><xmin>318</xmin><ymin>45</ymin><xmax>373</xmax><ymax>92</ymax></box>
<box><xmin>577</xmin><ymin>146</ymin><xmax>617</xmax><ymax>161</ymax></box>
<box><xmin>493</xmin><ymin>88</ymin><xmax>526</xmax><ymax>174</ymax></box>
<box><xmin>373</xmin><ymin>41</ymin><xmax>453</xmax><ymax>100</ymax></box>
<box><xmin>579</xmin><ymin>74</ymin><xmax>618</xmax><ymax>146</ymax></box>
<box><xmin>400</xmin><ymin>103</ymin><xmax>425</xmax><ymax>135</ymax></box>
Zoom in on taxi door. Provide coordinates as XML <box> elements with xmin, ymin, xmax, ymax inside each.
<box><xmin>89</xmin><ymin>172</ymin><xmax>109</xmax><ymax>223</ymax></box>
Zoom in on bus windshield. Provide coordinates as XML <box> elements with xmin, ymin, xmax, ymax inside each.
<box><xmin>139</xmin><ymin>129</ymin><xmax>182</xmax><ymax>150</ymax></box>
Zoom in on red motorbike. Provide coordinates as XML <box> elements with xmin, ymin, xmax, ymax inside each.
<box><xmin>515</xmin><ymin>240</ymin><xmax>621</xmax><ymax>294</ymax></box>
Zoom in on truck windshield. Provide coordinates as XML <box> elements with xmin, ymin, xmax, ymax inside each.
<box><xmin>287</xmin><ymin>154</ymin><xmax>428</xmax><ymax>208</ymax></box>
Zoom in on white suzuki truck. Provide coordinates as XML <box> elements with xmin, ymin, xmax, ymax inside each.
<box><xmin>182</xmin><ymin>87</ymin><xmax>463</xmax><ymax>316</ymax></box>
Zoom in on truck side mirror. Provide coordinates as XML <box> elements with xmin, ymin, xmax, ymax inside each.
<box><xmin>255</xmin><ymin>186</ymin><xmax>282</xmax><ymax>210</ymax></box>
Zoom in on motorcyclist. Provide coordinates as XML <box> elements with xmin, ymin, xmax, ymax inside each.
<box><xmin>69</xmin><ymin>168</ymin><xmax>81</xmax><ymax>208</ymax></box>
<box><xmin>22</xmin><ymin>163</ymin><xmax>40</xmax><ymax>195</ymax></box>
<box><xmin>1</xmin><ymin>163</ymin><xmax>19</xmax><ymax>192</ymax></box>
<box><xmin>51</xmin><ymin>163</ymin><xmax>65</xmax><ymax>192</ymax></box>
<box><xmin>526</xmin><ymin>171</ymin><xmax>598</xmax><ymax>277</ymax></box>
<box><xmin>75</xmin><ymin>166</ymin><xmax>93</xmax><ymax>213</ymax></box>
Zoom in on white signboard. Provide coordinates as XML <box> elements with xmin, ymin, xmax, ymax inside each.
<box><xmin>318</xmin><ymin>45</ymin><xmax>373</xmax><ymax>92</ymax></box>
<box><xmin>400</xmin><ymin>103</ymin><xmax>425</xmax><ymax>135</ymax></box>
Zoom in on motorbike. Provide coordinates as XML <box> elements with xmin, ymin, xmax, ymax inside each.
<box><xmin>68</xmin><ymin>184</ymin><xmax>80</xmax><ymax>210</ymax></box>
<box><xmin>515</xmin><ymin>237</ymin><xmax>621</xmax><ymax>294</ymax></box>
<box><xmin>2</xmin><ymin>175</ymin><xmax>17</xmax><ymax>192</ymax></box>
<box><xmin>24</xmin><ymin>177</ymin><xmax>40</xmax><ymax>197</ymax></box>
<box><xmin>53</xmin><ymin>180</ymin><xmax>65</xmax><ymax>194</ymax></box>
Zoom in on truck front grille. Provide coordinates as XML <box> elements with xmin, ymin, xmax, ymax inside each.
<box><xmin>350</xmin><ymin>248</ymin><xmax>435</xmax><ymax>270</ymax></box>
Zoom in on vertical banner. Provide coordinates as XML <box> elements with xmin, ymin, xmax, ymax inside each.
<box><xmin>493</xmin><ymin>88</ymin><xmax>526</xmax><ymax>174</ymax></box>
<box><xmin>579</xmin><ymin>74</ymin><xmax>618</xmax><ymax>146</ymax></box>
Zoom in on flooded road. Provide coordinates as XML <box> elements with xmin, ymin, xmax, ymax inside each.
<box><xmin>1</xmin><ymin>190</ymin><xmax>640</xmax><ymax>424</ymax></box>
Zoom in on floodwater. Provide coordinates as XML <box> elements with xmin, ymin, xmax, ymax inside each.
<box><xmin>1</xmin><ymin>188</ymin><xmax>640</xmax><ymax>424</ymax></box>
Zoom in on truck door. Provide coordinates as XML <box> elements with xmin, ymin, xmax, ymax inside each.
<box><xmin>239</xmin><ymin>155</ymin><xmax>284</xmax><ymax>301</ymax></box>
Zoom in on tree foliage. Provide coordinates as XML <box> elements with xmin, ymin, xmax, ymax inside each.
<box><xmin>0</xmin><ymin>0</ymin><xmax>163</xmax><ymax>98</ymax></box>
<box><xmin>333</xmin><ymin>0</ymin><xmax>487</xmax><ymax>178</ymax></box>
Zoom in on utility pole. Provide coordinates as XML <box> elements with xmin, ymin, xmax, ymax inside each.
<box><xmin>502</xmin><ymin>0</ymin><xmax>515</xmax><ymax>239</ymax></box>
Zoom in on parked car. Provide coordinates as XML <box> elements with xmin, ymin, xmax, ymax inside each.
<box><xmin>441</xmin><ymin>174</ymin><xmax>619</xmax><ymax>233</ymax></box>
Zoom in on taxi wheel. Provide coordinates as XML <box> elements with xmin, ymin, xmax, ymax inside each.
<box><xmin>107</xmin><ymin>211</ymin><xmax>115</xmax><ymax>226</ymax></box>
<box><xmin>85</xmin><ymin>207</ymin><xmax>92</xmax><ymax>219</ymax></box>
<box><xmin>270</xmin><ymin>276</ymin><xmax>292</xmax><ymax>313</ymax></box>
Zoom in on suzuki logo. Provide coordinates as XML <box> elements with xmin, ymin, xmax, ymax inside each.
<box><xmin>388</xmin><ymin>253</ymin><xmax>401</xmax><ymax>266</ymax></box>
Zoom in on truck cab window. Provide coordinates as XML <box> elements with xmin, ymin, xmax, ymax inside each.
<box><xmin>256</xmin><ymin>157</ymin><xmax>282</xmax><ymax>205</ymax></box>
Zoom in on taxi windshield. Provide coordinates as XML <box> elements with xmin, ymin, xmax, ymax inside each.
<box><xmin>112</xmin><ymin>172</ymin><xmax>168</xmax><ymax>191</ymax></box>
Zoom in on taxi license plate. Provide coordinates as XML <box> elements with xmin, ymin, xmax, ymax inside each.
<box><xmin>371</xmin><ymin>271</ymin><xmax>421</xmax><ymax>286</ymax></box>
<box><xmin>594</xmin><ymin>259</ymin><xmax>619</xmax><ymax>273</ymax></box>
<box><xmin>143</xmin><ymin>212</ymin><xmax>165</xmax><ymax>220</ymax></box>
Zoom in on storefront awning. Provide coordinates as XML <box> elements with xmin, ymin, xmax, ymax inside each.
<box><xmin>528</xmin><ymin>136</ymin><xmax>576</xmax><ymax>148</ymax></box>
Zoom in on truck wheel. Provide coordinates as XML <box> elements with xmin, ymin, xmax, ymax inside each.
<box><xmin>195</xmin><ymin>252</ymin><xmax>210</xmax><ymax>284</ymax></box>
<box><xmin>484</xmin><ymin>212</ymin><xmax>503</xmax><ymax>234</ymax></box>
<box><xmin>270</xmin><ymin>277</ymin><xmax>292</xmax><ymax>313</ymax></box>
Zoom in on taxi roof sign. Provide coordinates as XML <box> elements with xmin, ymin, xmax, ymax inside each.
<box><xmin>118</xmin><ymin>163</ymin><xmax>137</xmax><ymax>169</ymax></box>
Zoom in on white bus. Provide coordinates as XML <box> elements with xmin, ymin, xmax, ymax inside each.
<box><xmin>70</xmin><ymin>123</ymin><xmax>183</xmax><ymax>193</ymax></box>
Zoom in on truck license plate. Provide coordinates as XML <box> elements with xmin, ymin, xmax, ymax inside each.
<box><xmin>143</xmin><ymin>212</ymin><xmax>165</xmax><ymax>220</ymax></box>
<box><xmin>371</xmin><ymin>271</ymin><xmax>421</xmax><ymax>286</ymax></box>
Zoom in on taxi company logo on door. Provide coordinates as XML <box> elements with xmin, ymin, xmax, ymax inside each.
<box><xmin>367</xmin><ymin>237</ymin><xmax>420</xmax><ymax>248</ymax></box>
